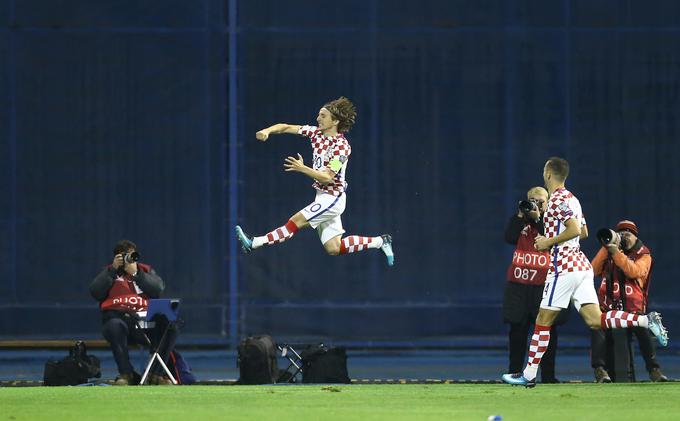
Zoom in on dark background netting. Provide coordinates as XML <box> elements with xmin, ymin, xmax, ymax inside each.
<box><xmin>1</xmin><ymin>0</ymin><xmax>678</xmax><ymax>343</ymax></box>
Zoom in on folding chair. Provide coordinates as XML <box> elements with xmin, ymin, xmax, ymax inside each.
<box><xmin>139</xmin><ymin>299</ymin><xmax>181</xmax><ymax>385</ymax></box>
<box><xmin>277</xmin><ymin>343</ymin><xmax>303</xmax><ymax>383</ymax></box>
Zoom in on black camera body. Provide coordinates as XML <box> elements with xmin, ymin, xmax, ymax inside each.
<box><xmin>518</xmin><ymin>200</ymin><xmax>537</xmax><ymax>214</ymax></box>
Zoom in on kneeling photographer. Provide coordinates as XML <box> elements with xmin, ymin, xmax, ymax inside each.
<box><xmin>89</xmin><ymin>239</ymin><xmax>178</xmax><ymax>385</ymax></box>
<box><xmin>503</xmin><ymin>187</ymin><xmax>567</xmax><ymax>383</ymax></box>
<box><xmin>590</xmin><ymin>220</ymin><xmax>667</xmax><ymax>382</ymax></box>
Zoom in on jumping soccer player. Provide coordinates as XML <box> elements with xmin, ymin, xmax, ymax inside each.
<box><xmin>502</xmin><ymin>157</ymin><xmax>668</xmax><ymax>387</ymax></box>
<box><xmin>235</xmin><ymin>96</ymin><xmax>394</xmax><ymax>266</ymax></box>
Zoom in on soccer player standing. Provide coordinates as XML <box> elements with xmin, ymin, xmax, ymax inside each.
<box><xmin>235</xmin><ymin>97</ymin><xmax>394</xmax><ymax>266</ymax></box>
<box><xmin>502</xmin><ymin>157</ymin><xmax>668</xmax><ymax>387</ymax></box>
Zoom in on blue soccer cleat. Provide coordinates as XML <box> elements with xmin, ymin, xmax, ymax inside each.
<box><xmin>235</xmin><ymin>225</ymin><xmax>253</xmax><ymax>253</ymax></box>
<box><xmin>647</xmin><ymin>311</ymin><xmax>668</xmax><ymax>347</ymax></box>
<box><xmin>501</xmin><ymin>372</ymin><xmax>536</xmax><ymax>388</ymax></box>
<box><xmin>380</xmin><ymin>234</ymin><xmax>394</xmax><ymax>266</ymax></box>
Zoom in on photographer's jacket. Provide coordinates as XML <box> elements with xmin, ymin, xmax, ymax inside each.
<box><xmin>591</xmin><ymin>241</ymin><xmax>652</xmax><ymax>314</ymax></box>
<box><xmin>504</xmin><ymin>215</ymin><xmax>550</xmax><ymax>286</ymax></box>
<box><xmin>89</xmin><ymin>263</ymin><xmax>164</xmax><ymax>314</ymax></box>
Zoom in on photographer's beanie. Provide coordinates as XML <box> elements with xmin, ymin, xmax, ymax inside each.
<box><xmin>615</xmin><ymin>220</ymin><xmax>639</xmax><ymax>235</ymax></box>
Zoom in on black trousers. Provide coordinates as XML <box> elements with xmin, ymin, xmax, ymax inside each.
<box><xmin>591</xmin><ymin>326</ymin><xmax>660</xmax><ymax>372</ymax></box>
<box><xmin>102</xmin><ymin>310</ymin><xmax>179</xmax><ymax>377</ymax></box>
<box><xmin>503</xmin><ymin>282</ymin><xmax>569</xmax><ymax>381</ymax></box>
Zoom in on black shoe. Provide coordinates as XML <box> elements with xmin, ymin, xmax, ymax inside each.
<box><xmin>594</xmin><ymin>366</ymin><xmax>612</xmax><ymax>383</ymax></box>
<box><xmin>649</xmin><ymin>368</ymin><xmax>669</xmax><ymax>382</ymax></box>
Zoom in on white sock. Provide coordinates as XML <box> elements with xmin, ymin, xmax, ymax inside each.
<box><xmin>523</xmin><ymin>364</ymin><xmax>538</xmax><ymax>381</ymax></box>
<box><xmin>252</xmin><ymin>236</ymin><xmax>266</xmax><ymax>249</ymax></box>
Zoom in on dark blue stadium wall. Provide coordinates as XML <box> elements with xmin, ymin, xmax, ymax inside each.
<box><xmin>1</xmin><ymin>1</ymin><xmax>679</xmax><ymax>343</ymax></box>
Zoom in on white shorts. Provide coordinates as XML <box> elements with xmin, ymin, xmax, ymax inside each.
<box><xmin>299</xmin><ymin>191</ymin><xmax>346</xmax><ymax>245</ymax></box>
<box><xmin>540</xmin><ymin>269</ymin><xmax>598</xmax><ymax>312</ymax></box>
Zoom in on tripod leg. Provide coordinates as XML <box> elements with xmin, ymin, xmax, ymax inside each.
<box><xmin>155</xmin><ymin>353</ymin><xmax>178</xmax><ymax>385</ymax></box>
<box><xmin>140</xmin><ymin>355</ymin><xmax>155</xmax><ymax>385</ymax></box>
<box><xmin>140</xmin><ymin>353</ymin><xmax>178</xmax><ymax>385</ymax></box>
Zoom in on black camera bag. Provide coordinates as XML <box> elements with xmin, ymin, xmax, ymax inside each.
<box><xmin>301</xmin><ymin>343</ymin><xmax>350</xmax><ymax>384</ymax></box>
<box><xmin>237</xmin><ymin>335</ymin><xmax>279</xmax><ymax>384</ymax></box>
<box><xmin>43</xmin><ymin>341</ymin><xmax>101</xmax><ymax>386</ymax></box>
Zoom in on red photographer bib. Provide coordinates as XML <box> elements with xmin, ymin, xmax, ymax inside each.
<box><xmin>506</xmin><ymin>224</ymin><xmax>550</xmax><ymax>286</ymax></box>
<box><xmin>598</xmin><ymin>245</ymin><xmax>650</xmax><ymax>314</ymax></box>
<box><xmin>100</xmin><ymin>263</ymin><xmax>152</xmax><ymax>313</ymax></box>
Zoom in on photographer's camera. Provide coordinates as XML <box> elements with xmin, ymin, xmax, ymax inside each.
<box><xmin>596</xmin><ymin>228</ymin><xmax>620</xmax><ymax>247</ymax></box>
<box><xmin>518</xmin><ymin>200</ymin><xmax>537</xmax><ymax>214</ymax></box>
<box><xmin>123</xmin><ymin>251</ymin><xmax>140</xmax><ymax>264</ymax></box>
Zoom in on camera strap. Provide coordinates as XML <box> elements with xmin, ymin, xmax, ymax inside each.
<box><xmin>618</xmin><ymin>265</ymin><xmax>627</xmax><ymax>310</ymax></box>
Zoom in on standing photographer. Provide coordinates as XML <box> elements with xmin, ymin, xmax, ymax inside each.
<box><xmin>503</xmin><ymin>187</ymin><xmax>562</xmax><ymax>383</ymax></box>
<box><xmin>590</xmin><ymin>221</ymin><xmax>668</xmax><ymax>382</ymax></box>
<box><xmin>89</xmin><ymin>239</ymin><xmax>176</xmax><ymax>385</ymax></box>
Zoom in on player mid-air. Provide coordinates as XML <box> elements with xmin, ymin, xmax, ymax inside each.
<box><xmin>235</xmin><ymin>96</ymin><xmax>394</xmax><ymax>266</ymax></box>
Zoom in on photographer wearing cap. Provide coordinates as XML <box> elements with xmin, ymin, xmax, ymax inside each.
<box><xmin>503</xmin><ymin>186</ymin><xmax>564</xmax><ymax>383</ymax></box>
<box><xmin>89</xmin><ymin>239</ymin><xmax>177</xmax><ymax>385</ymax></box>
<box><xmin>590</xmin><ymin>220</ymin><xmax>667</xmax><ymax>382</ymax></box>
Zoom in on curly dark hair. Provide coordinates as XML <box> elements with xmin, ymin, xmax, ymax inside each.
<box><xmin>323</xmin><ymin>96</ymin><xmax>357</xmax><ymax>133</ymax></box>
<box><xmin>113</xmin><ymin>239</ymin><xmax>137</xmax><ymax>256</ymax></box>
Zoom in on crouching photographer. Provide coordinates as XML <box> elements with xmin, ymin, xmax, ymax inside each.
<box><xmin>89</xmin><ymin>239</ymin><xmax>178</xmax><ymax>385</ymax></box>
<box><xmin>590</xmin><ymin>220</ymin><xmax>668</xmax><ymax>382</ymax></box>
<box><xmin>503</xmin><ymin>187</ymin><xmax>566</xmax><ymax>383</ymax></box>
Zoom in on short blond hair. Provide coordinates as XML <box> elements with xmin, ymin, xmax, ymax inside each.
<box><xmin>527</xmin><ymin>186</ymin><xmax>548</xmax><ymax>199</ymax></box>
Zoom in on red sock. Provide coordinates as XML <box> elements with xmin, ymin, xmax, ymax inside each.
<box><xmin>601</xmin><ymin>310</ymin><xmax>644</xmax><ymax>329</ymax></box>
<box><xmin>339</xmin><ymin>235</ymin><xmax>381</xmax><ymax>254</ymax></box>
<box><xmin>523</xmin><ymin>324</ymin><xmax>551</xmax><ymax>380</ymax></box>
<box><xmin>253</xmin><ymin>220</ymin><xmax>299</xmax><ymax>248</ymax></box>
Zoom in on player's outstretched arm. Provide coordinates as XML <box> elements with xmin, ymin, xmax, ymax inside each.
<box><xmin>255</xmin><ymin>124</ymin><xmax>302</xmax><ymax>142</ymax></box>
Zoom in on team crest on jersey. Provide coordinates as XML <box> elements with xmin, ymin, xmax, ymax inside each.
<box><xmin>558</xmin><ymin>201</ymin><xmax>570</xmax><ymax>213</ymax></box>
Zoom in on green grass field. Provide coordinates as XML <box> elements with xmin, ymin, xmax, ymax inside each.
<box><xmin>2</xmin><ymin>383</ymin><xmax>678</xmax><ymax>420</ymax></box>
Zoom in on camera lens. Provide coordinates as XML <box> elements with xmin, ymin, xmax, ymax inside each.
<box><xmin>596</xmin><ymin>228</ymin><xmax>612</xmax><ymax>244</ymax></box>
<box><xmin>124</xmin><ymin>251</ymin><xmax>140</xmax><ymax>264</ymax></box>
<box><xmin>596</xmin><ymin>228</ymin><xmax>619</xmax><ymax>246</ymax></box>
<box><xmin>518</xmin><ymin>200</ymin><xmax>535</xmax><ymax>214</ymax></box>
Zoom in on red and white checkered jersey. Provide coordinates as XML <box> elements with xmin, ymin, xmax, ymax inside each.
<box><xmin>543</xmin><ymin>188</ymin><xmax>592</xmax><ymax>274</ymax></box>
<box><xmin>298</xmin><ymin>125</ymin><xmax>351</xmax><ymax>196</ymax></box>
